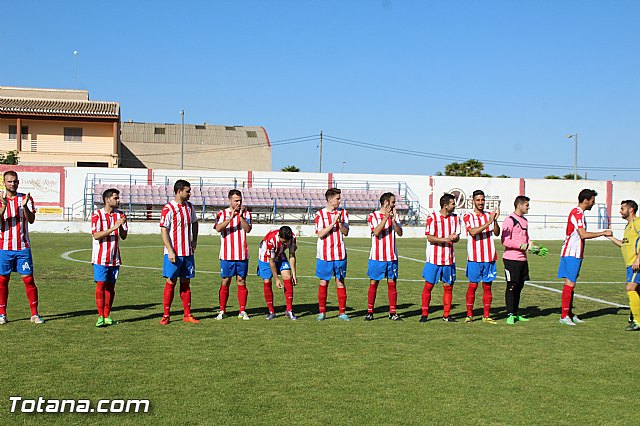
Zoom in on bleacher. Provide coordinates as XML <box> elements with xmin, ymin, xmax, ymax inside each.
<box><xmin>90</xmin><ymin>183</ymin><xmax>417</xmax><ymax>224</ymax></box>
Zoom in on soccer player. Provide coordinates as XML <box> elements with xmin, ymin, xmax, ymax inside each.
<box><xmin>315</xmin><ymin>188</ymin><xmax>350</xmax><ymax>321</ymax></box>
<box><xmin>91</xmin><ymin>188</ymin><xmax>128</xmax><ymax>327</ymax></box>
<box><xmin>420</xmin><ymin>193</ymin><xmax>460</xmax><ymax>323</ymax></box>
<box><xmin>462</xmin><ymin>190</ymin><xmax>500</xmax><ymax>324</ymax></box>
<box><xmin>159</xmin><ymin>179</ymin><xmax>200</xmax><ymax>325</ymax></box>
<box><xmin>501</xmin><ymin>195</ymin><xmax>546</xmax><ymax>325</ymax></box>
<box><xmin>366</xmin><ymin>192</ymin><xmax>403</xmax><ymax>321</ymax></box>
<box><xmin>606</xmin><ymin>200</ymin><xmax>640</xmax><ymax>331</ymax></box>
<box><xmin>215</xmin><ymin>189</ymin><xmax>252</xmax><ymax>320</ymax></box>
<box><xmin>257</xmin><ymin>226</ymin><xmax>298</xmax><ymax>320</ymax></box>
<box><xmin>558</xmin><ymin>189</ymin><xmax>612</xmax><ymax>326</ymax></box>
<box><xmin>0</xmin><ymin>170</ymin><xmax>44</xmax><ymax>325</ymax></box>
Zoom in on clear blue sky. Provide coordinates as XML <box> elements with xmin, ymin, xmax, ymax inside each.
<box><xmin>2</xmin><ymin>0</ymin><xmax>639</xmax><ymax>180</ymax></box>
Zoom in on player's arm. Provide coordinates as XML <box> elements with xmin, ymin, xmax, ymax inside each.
<box><xmin>119</xmin><ymin>215</ymin><xmax>128</xmax><ymax>240</ymax></box>
<box><xmin>338</xmin><ymin>210</ymin><xmax>349</xmax><ymax>236</ymax></box>
<box><xmin>289</xmin><ymin>249</ymin><xmax>297</xmax><ymax>285</ymax></box>
<box><xmin>318</xmin><ymin>216</ymin><xmax>339</xmax><ymax>238</ymax></box>
<box><xmin>606</xmin><ymin>235</ymin><xmax>622</xmax><ymax>247</ymax></box>
<box><xmin>191</xmin><ymin>221</ymin><xmax>199</xmax><ymax>251</ymax></box>
<box><xmin>390</xmin><ymin>208</ymin><xmax>403</xmax><ymax>236</ymax></box>
<box><xmin>160</xmin><ymin>227</ymin><xmax>176</xmax><ymax>263</ymax></box>
<box><xmin>372</xmin><ymin>215</ymin><xmax>387</xmax><ymax>237</ymax></box>
<box><xmin>214</xmin><ymin>213</ymin><xmax>233</xmax><ymax>233</ymax></box>
<box><xmin>427</xmin><ymin>234</ymin><xmax>454</xmax><ymax>244</ymax></box>
<box><xmin>577</xmin><ymin>228</ymin><xmax>612</xmax><ymax>240</ymax></box>
<box><xmin>22</xmin><ymin>193</ymin><xmax>36</xmax><ymax>224</ymax></box>
<box><xmin>93</xmin><ymin>217</ymin><xmax>126</xmax><ymax>240</ymax></box>
<box><xmin>269</xmin><ymin>255</ymin><xmax>282</xmax><ymax>288</ymax></box>
<box><xmin>0</xmin><ymin>195</ymin><xmax>7</xmax><ymax>217</ymax></box>
<box><xmin>493</xmin><ymin>216</ymin><xmax>501</xmax><ymax>236</ymax></box>
<box><xmin>239</xmin><ymin>209</ymin><xmax>252</xmax><ymax>233</ymax></box>
<box><xmin>500</xmin><ymin>219</ymin><xmax>524</xmax><ymax>250</ymax></box>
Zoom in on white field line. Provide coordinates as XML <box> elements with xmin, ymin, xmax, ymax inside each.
<box><xmin>62</xmin><ymin>243</ymin><xmax>628</xmax><ymax>308</ymax></box>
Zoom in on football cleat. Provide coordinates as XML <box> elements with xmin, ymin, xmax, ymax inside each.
<box><xmin>284</xmin><ymin>310</ymin><xmax>297</xmax><ymax>321</ymax></box>
<box><xmin>316</xmin><ymin>313</ymin><xmax>326</xmax><ymax>321</ymax></box>
<box><xmin>506</xmin><ymin>314</ymin><xmax>517</xmax><ymax>325</ymax></box>
<box><xmin>571</xmin><ymin>315</ymin><xmax>585</xmax><ymax>324</ymax></box>
<box><xmin>215</xmin><ymin>311</ymin><xmax>227</xmax><ymax>321</ymax></box>
<box><xmin>104</xmin><ymin>316</ymin><xmax>117</xmax><ymax>325</ymax></box>
<box><xmin>183</xmin><ymin>315</ymin><xmax>200</xmax><ymax>324</ymax></box>
<box><xmin>0</xmin><ymin>314</ymin><xmax>8</xmax><ymax>325</ymax></box>
<box><xmin>624</xmin><ymin>322</ymin><xmax>640</xmax><ymax>331</ymax></box>
<box><xmin>516</xmin><ymin>315</ymin><xmax>530</xmax><ymax>322</ymax></box>
<box><xmin>364</xmin><ymin>313</ymin><xmax>374</xmax><ymax>321</ymax></box>
<box><xmin>559</xmin><ymin>316</ymin><xmax>576</xmax><ymax>326</ymax></box>
<box><xmin>159</xmin><ymin>315</ymin><xmax>170</xmax><ymax>325</ymax></box>
<box><xmin>95</xmin><ymin>316</ymin><xmax>105</xmax><ymax>327</ymax></box>
<box><xmin>419</xmin><ymin>315</ymin><xmax>429</xmax><ymax>323</ymax></box>
<box><xmin>388</xmin><ymin>313</ymin><xmax>402</xmax><ymax>321</ymax></box>
<box><xmin>482</xmin><ymin>317</ymin><xmax>497</xmax><ymax>324</ymax></box>
<box><xmin>265</xmin><ymin>312</ymin><xmax>276</xmax><ymax>320</ymax></box>
<box><xmin>337</xmin><ymin>313</ymin><xmax>350</xmax><ymax>321</ymax></box>
<box><xmin>465</xmin><ymin>316</ymin><xmax>473</xmax><ymax>324</ymax></box>
<box><xmin>442</xmin><ymin>316</ymin><xmax>456</xmax><ymax>323</ymax></box>
<box><xmin>30</xmin><ymin>314</ymin><xmax>45</xmax><ymax>324</ymax></box>
<box><xmin>238</xmin><ymin>311</ymin><xmax>250</xmax><ymax>321</ymax></box>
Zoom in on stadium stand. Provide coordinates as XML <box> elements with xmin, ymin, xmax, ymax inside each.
<box><xmin>90</xmin><ymin>183</ymin><xmax>419</xmax><ymax>224</ymax></box>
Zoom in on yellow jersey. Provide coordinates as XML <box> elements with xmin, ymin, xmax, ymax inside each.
<box><xmin>621</xmin><ymin>217</ymin><xmax>640</xmax><ymax>266</ymax></box>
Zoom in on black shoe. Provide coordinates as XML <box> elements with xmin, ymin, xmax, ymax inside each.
<box><xmin>442</xmin><ymin>316</ymin><xmax>457</xmax><ymax>322</ymax></box>
<box><xmin>364</xmin><ymin>313</ymin><xmax>374</xmax><ymax>321</ymax></box>
<box><xmin>419</xmin><ymin>316</ymin><xmax>429</xmax><ymax>323</ymax></box>
<box><xmin>629</xmin><ymin>315</ymin><xmax>635</xmax><ymax>325</ymax></box>
<box><xmin>388</xmin><ymin>313</ymin><xmax>403</xmax><ymax>321</ymax></box>
<box><xmin>625</xmin><ymin>322</ymin><xmax>640</xmax><ymax>331</ymax></box>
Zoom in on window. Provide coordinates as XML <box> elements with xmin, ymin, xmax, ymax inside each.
<box><xmin>246</xmin><ymin>131</ymin><xmax>257</xmax><ymax>138</ymax></box>
<box><xmin>195</xmin><ymin>125</ymin><xmax>206</xmax><ymax>130</ymax></box>
<box><xmin>225</xmin><ymin>126</ymin><xmax>236</xmax><ymax>131</ymax></box>
<box><xmin>154</xmin><ymin>127</ymin><xmax>165</xmax><ymax>135</ymax></box>
<box><xmin>8</xmin><ymin>125</ymin><xmax>28</xmax><ymax>140</ymax></box>
<box><xmin>64</xmin><ymin>127</ymin><xmax>83</xmax><ymax>142</ymax></box>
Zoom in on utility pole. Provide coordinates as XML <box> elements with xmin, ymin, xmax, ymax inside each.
<box><xmin>319</xmin><ymin>130</ymin><xmax>323</xmax><ymax>173</ymax></box>
<box><xmin>180</xmin><ymin>110</ymin><xmax>185</xmax><ymax>170</ymax></box>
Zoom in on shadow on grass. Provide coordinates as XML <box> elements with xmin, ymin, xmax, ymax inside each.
<box><xmin>44</xmin><ymin>303</ymin><xmax>160</xmax><ymax>322</ymax></box>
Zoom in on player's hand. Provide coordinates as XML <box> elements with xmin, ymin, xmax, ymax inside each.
<box><xmin>21</xmin><ymin>193</ymin><xmax>32</xmax><ymax>208</ymax></box>
<box><xmin>334</xmin><ymin>211</ymin><xmax>342</xmax><ymax>225</ymax></box>
<box><xmin>275</xmin><ymin>278</ymin><xmax>283</xmax><ymax>289</ymax></box>
<box><xmin>633</xmin><ymin>258</ymin><xmax>640</xmax><ymax>272</ymax></box>
<box><xmin>490</xmin><ymin>210</ymin><xmax>499</xmax><ymax>222</ymax></box>
<box><xmin>192</xmin><ymin>240</ymin><xmax>197</xmax><ymax>252</ymax></box>
<box><xmin>292</xmin><ymin>276</ymin><xmax>298</xmax><ymax>286</ymax></box>
<box><xmin>603</xmin><ymin>229</ymin><xmax>613</xmax><ymax>237</ymax></box>
<box><xmin>168</xmin><ymin>250</ymin><xmax>176</xmax><ymax>263</ymax></box>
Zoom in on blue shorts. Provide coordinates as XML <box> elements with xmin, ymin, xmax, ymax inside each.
<box><xmin>626</xmin><ymin>266</ymin><xmax>640</xmax><ymax>284</ymax></box>
<box><xmin>220</xmin><ymin>260</ymin><xmax>249</xmax><ymax>278</ymax></box>
<box><xmin>257</xmin><ymin>259</ymin><xmax>291</xmax><ymax>280</ymax></box>
<box><xmin>422</xmin><ymin>262</ymin><xmax>456</xmax><ymax>285</ymax></box>
<box><xmin>316</xmin><ymin>258</ymin><xmax>347</xmax><ymax>281</ymax></box>
<box><xmin>557</xmin><ymin>256</ymin><xmax>582</xmax><ymax>283</ymax></box>
<box><xmin>163</xmin><ymin>255</ymin><xmax>196</xmax><ymax>280</ymax></box>
<box><xmin>0</xmin><ymin>248</ymin><xmax>34</xmax><ymax>276</ymax></box>
<box><xmin>93</xmin><ymin>264</ymin><xmax>119</xmax><ymax>283</ymax></box>
<box><xmin>466</xmin><ymin>261</ymin><xmax>497</xmax><ymax>283</ymax></box>
<box><xmin>367</xmin><ymin>260</ymin><xmax>399</xmax><ymax>281</ymax></box>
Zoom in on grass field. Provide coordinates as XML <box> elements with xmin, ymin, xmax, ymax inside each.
<box><xmin>0</xmin><ymin>232</ymin><xmax>637</xmax><ymax>425</ymax></box>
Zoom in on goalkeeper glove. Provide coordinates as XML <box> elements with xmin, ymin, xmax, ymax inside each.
<box><xmin>529</xmin><ymin>244</ymin><xmax>548</xmax><ymax>257</ymax></box>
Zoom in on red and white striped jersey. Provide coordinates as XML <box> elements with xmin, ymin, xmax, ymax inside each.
<box><xmin>561</xmin><ymin>207</ymin><xmax>586</xmax><ymax>259</ymax></box>
<box><xmin>91</xmin><ymin>208</ymin><xmax>128</xmax><ymax>266</ymax></box>
<box><xmin>368</xmin><ymin>211</ymin><xmax>400</xmax><ymax>261</ymax></box>
<box><xmin>315</xmin><ymin>208</ymin><xmax>349</xmax><ymax>261</ymax></box>
<box><xmin>425</xmin><ymin>211</ymin><xmax>460</xmax><ymax>266</ymax></box>
<box><xmin>160</xmin><ymin>201</ymin><xmax>198</xmax><ymax>257</ymax></box>
<box><xmin>0</xmin><ymin>193</ymin><xmax>35</xmax><ymax>251</ymax></box>
<box><xmin>462</xmin><ymin>211</ymin><xmax>497</xmax><ymax>262</ymax></box>
<box><xmin>258</xmin><ymin>229</ymin><xmax>297</xmax><ymax>262</ymax></box>
<box><xmin>216</xmin><ymin>208</ymin><xmax>252</xmax><ymax>260</ymax></box>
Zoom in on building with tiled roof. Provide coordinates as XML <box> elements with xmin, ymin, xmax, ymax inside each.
<box><xmin>120</xmin><ymin>121</ymin><xmax>271</xmax><ymax>170</ymax></box>
<box><xmin>0</xmin><ymin>86</ymin><xmax>120</xmax><ymax>167</ymax></box>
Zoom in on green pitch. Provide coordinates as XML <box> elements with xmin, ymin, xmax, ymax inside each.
<box><xmin>0</xmin><ymin>233</ymin><xmax>637</xmax><ymax>425</ymax></box>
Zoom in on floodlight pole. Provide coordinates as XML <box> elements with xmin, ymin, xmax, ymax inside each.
<box><xmin>180</xmin><ymin>110</ymin><xmax>185</xmax><ymax>170</ymax></box>
<box><xmin>567</xmin><ymin>133</ymin><xmax>578</xmax><ymax>180</ymax></box>
<box><xmin>319</xmin><ymin>130</ymin><xmax>323</xmax><ymax>173</ymax></box>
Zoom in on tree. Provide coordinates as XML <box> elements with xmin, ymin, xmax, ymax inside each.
<box><xmin>441</xmin><ymin>159</ymin><xmax>491</xmax><ymax>177</ymax></box>
<box><xmin>563</xmin><ymin>173</ymin><xmax>583</xmax><ymax>180</ymax></box>
<box><xmin>0</xmin><ymin>150</ymin><xmax>19</xmax><ymax>165</ymax></box>
<box><xmin>281</xmin><ymin>165</ymin><xmax>300</xmax><ymax>172</ymax></box>
<box><xmin>544</xmin><ymin>175</ymin><xmax>561</xmax><ymax>179</ymax></box>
